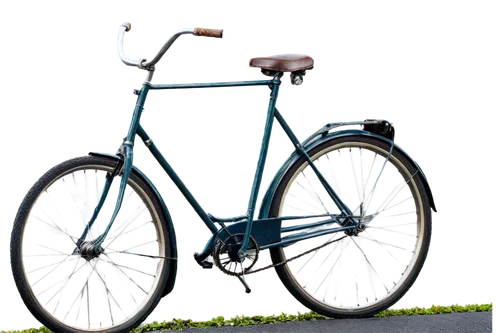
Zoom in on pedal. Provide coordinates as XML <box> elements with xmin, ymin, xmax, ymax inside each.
<box><xmin>237</xmin><ymin>275</ymin><xmax>251</xmax><ymax>293</ymax></box>
<box><xmin>193</xmin><ymin>252</ymin><xmax>213</xmax><ymax>269</ymax></box>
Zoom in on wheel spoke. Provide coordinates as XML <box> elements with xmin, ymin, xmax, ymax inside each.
<box><xmin>124</xmin><ymin>190</ymin><xmax>135</xmax><ymax>201</ymax></box>
<box><xmin>351</xmin><ymin>150</ymin><xmax>362</xmax><ymax>214</ymax></box>
<box><xmin>361</xmin><ymin>156</ymin><xmax>389</xmax><ymax>217</ymax></box>
<box><xmin>115</xmin><ymin>263</ymin><xmax>156</xmax><ymax>279</ymax></box>
<box><xmin>71</xmin><ymin>174</ymin><xmax>78</xmax><ymax>189</ymax></box>
<box><xmin>106</xmin><ymin>250</ymin><xmax>169</xmax><ymax>260</ymax></box>
<box><xmin>69</xmin><ymin>174</ymin><xmax>85</xmax><ymax>210</ymax></box>
<box><xmin>108</xmin><ymin>239</ymin><xmax>157</xmax><ymax>254</ymax></box>
<box><xmin>85</xmin><ymin>267</ymin><xmax>94</xmax><ymax>328</ymax></box>
<box><xmin>84</xmin><ymin>170</ymin><xmax>89</xmax><ymax>218</ymax></box>
<box><xmin>92</xmin><ymin>175</ymin><xmax>112</xmax><ymax>215</ymax></box>
<box><xmin>368</xmin><ymin>185</ymin><xmax>405</xmax><ymax>218</ymax></box>
<box><xmin>47</xmin><ymin>262</ymin><xmax>88</xmax><ymax>302</ymax></box>
<box><xmin>325</xmin><ymin>154</ymin><xmax>342</xmax><ymax>198</ymax></box>
<box><xmin>69</xmin><ymin>190</ymin><xmax>82</xmax><ymax>208</ymax></box>
<box><xmin>66</xmin><ymin>258</ymin><xmax>97</xmax><ymax>319</ymax></box>
<box><xmin>94</xmin><ymin>176</ymin><xmax>101</xmax><ymax>207</ymax></box>
<box><xmin>353</xmin><ymin>239</ymin><xmax>389</xmax><ymax>292</ymax></box>
<box><xmin>298</xmin><ymin>172</ymin><xmax>329</xmax><ymax>214</ymax></box>
<box><xmin>38</xmin><ymin>244</ymin><xmax>72</xmax><ymax>256</ymax></box>
<box><xmin>105</xmin><ymin>222</ymin><xmax>152</xmax><ymax>241</ymax></box>
<box><xmin>357</xmin><ymin>234</ymin><xmax>409</xmax><ymax>253</ymax></box>
<box><xmin>382</xmin><ymin>207</ymin><xmax>416</xmax><ymax>220</ymax></box>
<box><xmin>302</xmin><ymin>200</ymin><xmax>322</xmax><ymax>212</ymax></box>
<box><xmin>26</xmin><ymin>257</ymin><xmax>66</xmax><ymax>275</ymax></box>
<box><xmin>82</xmin><ymin>172</ymin><xmax>95</xmax><ymax>241</ymax></box>
<box><xmin>367</xmin><ymin>184</ymin><xmax>413</xmax><ymax>224</ymax></box>
<box><xmin>294</xmin><ymin>236</ymin><xmax>344</xmax><ymax>276</ymax></box>
<box><xmin>69</xmin><ymin>172</ymin><xmax>95</xmax><ymax>241</ymax></box>
<box><xmin>103</xmin><ymin>254</ymin><xmax>147</xmax><ymax>294</ymax></box>
<box><xmin>26</xmin><ymin>254</ymin><xmax>70</xmax><ymax>278</ymax></box>
<box><xmin>294</xmin><ymin>250</ymin><xmax>320</xmax><ymax>276</ymax></box>
<box><xmin>69</xmin><ymin>191</ymin><xmax>92</xmax><ymax>232</ymax></box>
<box><xmin>31</xmin><ymin>258</ymin><xmax>70</xmax><ymax>288</ymax></box>
<box><xmin>106</xmin><ymin>206</ymin><xmax>147</xmax><ymax>248</ymax></box>
<box><xmin>360</xmin><ymin>152</ymin><xmax>376</xmax><ymax>216</ymax></box>
<box><xmin>312</xmin><ymin>239</ymin><xmax>352</xmax><ymax>294</ymax></box>
<box><xmin>352</xmin><ymin>152</ymin><xmax>377</xmax><ymax>216</ymax></box>
<box><xmin>93</xmin><ymin>265</ymin><xmax>125</xmax><ymax>313</ymax></box>
<box><xmin>33</xmin><ymin>215</ymin><xmax>75</xmax><ymax>244</ymax></box>
<box><xmin>355</xmin><ymin>272</ymin><xmax>360</xmax><ymax>306</ymax></box>
<box><xmin>46</xmin><ymin>192</ymin><xmax>76</xmax><ymax>235</ymax></box>
<box><xmin>366</xmin><ymin>224</ymin><xmax>416</xmax><ymax>240</ymax></box>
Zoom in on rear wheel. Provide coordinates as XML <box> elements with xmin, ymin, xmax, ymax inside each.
<box><xmin>11</xmin><ymin>156</ymin><xmax>171</xmax><ymax>332</ymax></box>
<box><xmin>269</xmin><ymin>136</ymin><xmax>431</xmax><ymax>317</ymax></box>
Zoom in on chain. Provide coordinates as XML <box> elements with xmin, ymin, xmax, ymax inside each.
<box><xmin>239</xmin><ymin>235</ymin><xmax>347</xmax><ymax>276</ymax></box>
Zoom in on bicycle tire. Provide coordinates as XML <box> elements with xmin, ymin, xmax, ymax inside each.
<box><xmin>9</xmin><ymin>155</ymin><xmax>174</xmax><ymax>333</ymax></box>
<box><xmin>270</xmin><ymin>135</ymin><xmax>432</xmax><ymax>318</ymax></box>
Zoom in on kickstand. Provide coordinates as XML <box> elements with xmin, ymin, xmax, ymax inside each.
<box><xmin>237</xmin><ymin>263</ymin><xmax>251</xmax><ymax>293</ymax></box>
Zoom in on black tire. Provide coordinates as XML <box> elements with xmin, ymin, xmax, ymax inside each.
<box><xmin>270</xmin><ymin>136</ymin><xmax>432</xmax><ymax>318</ymax></box>
<box><xmin>11</xmin><ymin>156</ymin><xmax>171</xmax><ymax>332</ymax></box>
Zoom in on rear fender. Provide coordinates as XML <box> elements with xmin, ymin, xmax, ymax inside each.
<box><xmin>258</xmin><ymin>129</ymin><xmax>436</xmax><ymax>220</ymax></box>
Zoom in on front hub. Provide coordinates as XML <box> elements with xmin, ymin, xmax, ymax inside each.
<box><xmin>73</xmin><ymin>241</ymin><xmax>104</xmax><ymax>261</ymax></box>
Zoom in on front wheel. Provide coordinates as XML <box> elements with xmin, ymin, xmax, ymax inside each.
<box><xmin>11</xmin><ymin>156</ymin><xmax>171</xmax><ymax>332</ymax></box>
<box><xmin>269</xmin><ymin>135</ymin><xmax>432</xmax><ymax>317</ymax></box>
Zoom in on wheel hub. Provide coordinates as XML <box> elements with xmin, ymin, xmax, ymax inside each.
<box><xmin>345</xmin><ymin>213</ymin><xmax>375</xmax><ymax>236</ymax></box>
<box><xmin>356</xmin><ymin>215</ymin><xmax>375</xmax><ymax>230</ymax></box>
<box><xmin>79</xmin><ymin>241</ymin><xmax>103</xmax><ymax>260</ymax></box>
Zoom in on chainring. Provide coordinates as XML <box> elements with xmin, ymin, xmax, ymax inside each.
<box><xmin>213</xmin><ymin>234</ymin><xmax>259</xmax><ymax>276</ymax></box>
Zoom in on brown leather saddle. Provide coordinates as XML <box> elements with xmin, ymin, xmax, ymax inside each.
<box><xmin>248</xmin><ymin>52</ymin><xmax>315</xmax><ymax>73</ymax></box>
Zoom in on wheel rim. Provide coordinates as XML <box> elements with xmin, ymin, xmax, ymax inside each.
<box><xmin>277</xmin><ymin>141</ymin><xmax>425</xmax><ymax>310</ymax></box>
<box><xmin>20</xmin><ymin>165</ymin><xmax>166</xmax><ymax>330</ymax></box>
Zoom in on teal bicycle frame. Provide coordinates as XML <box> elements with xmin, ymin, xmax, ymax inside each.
<box><xmin>83</xmin><ymin>73</ymin><xmax>359</xmax><ymax>266</ymax></box>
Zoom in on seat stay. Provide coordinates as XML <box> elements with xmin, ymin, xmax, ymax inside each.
<box><xmin>274</xmin><ymin>108</ymin><xmax>354</xmax><ymax>217</ymax></box>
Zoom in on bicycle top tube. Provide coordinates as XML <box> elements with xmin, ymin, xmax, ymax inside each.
<box><xmin>118</xmin><ymin>22</ymin><xmax>223</xmax><ymax>71</ymax></box>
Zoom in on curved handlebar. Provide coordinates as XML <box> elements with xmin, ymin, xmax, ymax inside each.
<box><xmin>117</xmin><ymin>22</ymin><xmax>223</xmax><ymax>70</ymax></box>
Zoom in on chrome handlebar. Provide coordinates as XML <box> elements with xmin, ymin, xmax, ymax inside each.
<box><xmin>116</xmin><ymin>21</ymin><xmax>196</xmax><ymax>71</ymax></box>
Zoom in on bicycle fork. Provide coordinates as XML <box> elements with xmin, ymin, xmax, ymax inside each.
<box><xmin>75</xmin><ymin>84</ymin><xmax>150</xmax><ymax>253</ymax></box>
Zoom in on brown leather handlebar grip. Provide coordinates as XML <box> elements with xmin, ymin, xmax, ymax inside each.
<box><xmin>193</xmin><ymin>28</ymin><xmax>223</xmax><ymax>38</ymax></box>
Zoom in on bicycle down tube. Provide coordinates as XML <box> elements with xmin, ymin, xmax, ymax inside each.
<box><xmin>86</xmin><ymin>75</ymin><xmax>355</xmax><ymax>258</ymax></box>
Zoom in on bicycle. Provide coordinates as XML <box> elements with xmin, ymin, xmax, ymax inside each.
<box><xmin>10</xmin><ymin>22</ymin><xmax>436</xmax><ymax>333</ymax></box>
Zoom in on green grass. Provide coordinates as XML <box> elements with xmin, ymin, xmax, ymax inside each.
<box><xmin>2</xmin><ymin>303</ymin><xmax>492</xmax><ymax>333</ymax></box>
